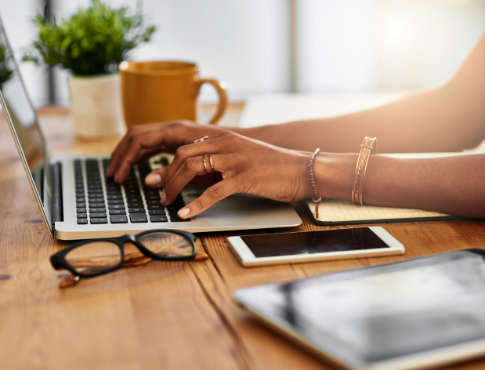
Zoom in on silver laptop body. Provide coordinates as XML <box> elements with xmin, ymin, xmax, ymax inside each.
<box><xmin>0</xmin><ymin>19</ymin><xmax>301</xmax><ymax>240</ymax></box>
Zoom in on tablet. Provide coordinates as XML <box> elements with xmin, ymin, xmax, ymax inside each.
<box><xmin>228</xmin><ymin>227</ymin><xmax>405</xmax><ymax>267</ymax></box>
<box><xmin>233</xmin><ymin>249</ymin><xmax>485</xmax><ymax>370</ymax></box>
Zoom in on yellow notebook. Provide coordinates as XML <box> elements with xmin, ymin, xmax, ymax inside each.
<box><xmin>304</xmin><ymin>199</ymin><xmax>454</xmax><ymax>226</ymax></box>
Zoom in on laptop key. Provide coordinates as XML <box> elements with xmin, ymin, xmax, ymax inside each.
<box><xmin>170</xmin><ymin>216</ymin><xmax>191</xmax><ymax>222</ymax></box>
<box><xmin>111</xmin><ymin>215</ymin><xmax>128</xmax><ymax>223</ymax></box>
<box><xmin>76</xmin><ymin>202</ymin><xmax>86</xmax><ymax>208</ymax></box>
<box><xmin>77</xmin><ymin>213</ymin><xmax>87</xmax><ymax>218</ymax></box>
<box><xmin>77</xmin><ymin>219</ymin><xmax>88</xmax><ymax>224</ymax></box>
<box><xmin>127</xmin><ymin>202</ymin><xmax>144</xmax><ymax>208</ymax></box>
<box><xmin>108</xmin><ymin>199</ymin><xmax>124</xmax><ymax>205</ymax></box>
<box><xmin>77</xmin><ymin>208</ymin><xmax>87</xmax><ymax>213</ymax></box>
<box><xmin>108</xmin><ymin>204</ymin><xmax>125</xmax><ymax>210</ymax></box>
<box><xmin>150</xmin><ymin>215</ymin><xmax>168</xmax><ymax>222</ymax></box>
<box><xmin>128</xmin><ymin>207</ymin><xmax>145</xmax><ymax>213</ymax></box>
<box><xmin>147</xmin><ymin>204</ymin><xmax>164</xmax><ymax>210</ymax></box>
<box><xmin>90</xmin><ymin>218</ymin><xmax>108</xmax><ymax>224</ymax></box>
<box><xmin>126</xmin><ymin>198</ymin><xmax>143</xmax><ymax>204</ymax></box>
<box><xmin>130</xmin><ymin>213</ymin><xmax>148</xmax><ymax>223</ymax></box>
<box><xmin>148</xmin><ymin>210</ymin><xmax>166</xmax><ymax>215</ymax></box>
<box><xmin>109</xmin><ymin>209</ymin><xmax>126</xmax><ymax>215</ymax></box>
<box><xmin>87</xmin><ymin>187</ymin><xmax>103</xmax><ymax>191</ymax></box>
<box><xmin>91</xmin><ymin>213</ymin><xmax>107</xmax><ymax>218</ymax></box>
<box><xmin>89</xmin><ymin>208</ymin><xmax>106</xmax><ymax>213</ymax></box>
<box><xmin>145</xmin><ymin>199</ymin><xmax>162</xmax><ymax>205</ymax></box>
<box><xmin>107</xmin><ymin>192</ymin><xmax>122</xmax><ymax>197</ymax></box>
<box><xmin>89</xmin><ymin>203</ymin><xmax>105</xmax><ymax>208</ymax></box>
<box><xmin>125</xmin><ymin>190</ymin><xmax>140</xmax><ymax>196</ymax></box>
<box><xmin>144</xmin><ymin>187</ymin><xmax>161</xmax><ymax>193</ymax></box>
<box><xmin>88</xmin><ymin>190</ymin><xmax>103</xmax><ymax>195</ymax></box>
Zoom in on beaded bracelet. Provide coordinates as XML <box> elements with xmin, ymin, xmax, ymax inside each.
<box><xmin>308</xmin><ymin>148</ymin><xmax>322</xmax><ymax>218</ymax></box>
<box><xmin>352</xmin><ymin>137</ymin><xmax>377</xmax><ymax>205</ymax></box>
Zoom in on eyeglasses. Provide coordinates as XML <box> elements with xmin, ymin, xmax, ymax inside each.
<box><xmin>50</xmin><ymin>230</ymin><xmax>197</xmax><ymax>284</ymax></box>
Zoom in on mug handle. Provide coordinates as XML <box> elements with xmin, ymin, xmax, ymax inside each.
<box><xmin>193</xmin><ymin>77</ymin><xmax>228</xmax><ymax>124</ymax></box>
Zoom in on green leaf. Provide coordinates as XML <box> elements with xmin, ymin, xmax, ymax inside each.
<box><xmin>22</xmin><ymin>55</ymin><xmax>39</xmax><ymax>63</ymax></box>
<box><xmin>25</xmin><ymin>0</ymin><xmax>156</xmax><ymax>76</ymax></box>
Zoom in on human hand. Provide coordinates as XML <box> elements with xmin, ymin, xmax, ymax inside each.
<box><xmin>107</xmin><ymin>120</ymin><xmax>235</xmax><ymax>182</ymax></box>
<box><xmin>145</xmin><ymin>131</ymin><xmax>312</xmax><ymax>219</ymax></box>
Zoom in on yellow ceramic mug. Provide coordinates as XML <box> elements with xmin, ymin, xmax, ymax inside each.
<box><xmin>119</xmin><ymin>61</ymin><xmax>228</xmax><ymax>128</ymax></box>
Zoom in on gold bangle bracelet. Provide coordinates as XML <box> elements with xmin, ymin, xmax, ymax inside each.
<box><xmin>308</xmin><ymin>148</ymin><xmax>322</xmax><ymax>218</ymax></box>
<box><xmin>352</xmin><ymin>137</ymin><xmax>377</xmax><ymax>205</ymax></box>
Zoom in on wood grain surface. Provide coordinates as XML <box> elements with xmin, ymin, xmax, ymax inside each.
<box><xmin>1</xmin><ymin>103</ymin><xmax>485</xmax><ymax>370</ymax></box>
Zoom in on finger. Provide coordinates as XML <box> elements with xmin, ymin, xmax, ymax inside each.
<box><xmin>113</xmin><ymin>130</ymin><xmax>171</xmax><ymax>183</ymax></box>
<box><xmin>145</xmin><ymin>163</ymin><xmax>223</xmax><ymax>189</ymax></box>
<box><xmin>163</xmin><ymin>153</ymin><xmax>230</xmax><ymax>205</ymax></box>
<box><xmin>135</xmin><ymin>147</ymin><xmax>163</xmax><ymax>164</ymax></box>
<box><xmin>107</xmin><ymin>131</ymin><xmax>135</xmax><ymax>177</ymax></box>
<box><xmin>145</xmin><ymin>167</ymin><xmax>166</xmax><ymax>188</ymax></box>
<box><xmin>164</xmin><ymin>133</ymin><xmax>236</xmax><ymax>188</ymax></box>
<box><xmin>188</xmin><ymin>172</ymin><xmax>223</xmax><ymax>187</ymax></box>
<box><xmin>162</xmin><ymin>155</ymin><xmax>211</xmax><ymax>205</ymax></box>
<box><xmin>107</xmin><ymin>123</ymin><xmax>162</xmax><ymax>177</ymax></box>
<box><xmin>177</xmin><ymin>179</ymin><xmax>238</xmax><ymax>219</ymax></box>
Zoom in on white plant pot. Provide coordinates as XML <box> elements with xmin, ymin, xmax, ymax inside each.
<box><xmin>68</xmin><ymin>74</ymin><xmax>124</xmax><ymax>139</ymax></box>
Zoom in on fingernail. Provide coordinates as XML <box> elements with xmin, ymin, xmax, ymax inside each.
<box><xmin>161</xmin><ymin>189</ymin><xmax>167</xmax><ymax>204</ymax></box>
<box><xmin>145</xmin><ymin>173</ymin><xmax>162</xmax><ymax>186</ymax></box>
<box><xmin>178</xmin><ymin>207</ymin><xmax>190</xmax><ymax>218</ymax></box>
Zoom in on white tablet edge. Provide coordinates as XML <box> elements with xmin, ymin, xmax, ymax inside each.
<box><xmin>227</xmin><ymin>227</ymin><xmax>405</xmax><ymax>267</ymax></box>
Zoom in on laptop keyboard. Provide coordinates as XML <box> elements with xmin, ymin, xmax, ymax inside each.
<box><xmin>74</xmin><ymin>158</ymin><xmax>191</xmax><ymax>225</ymax></box>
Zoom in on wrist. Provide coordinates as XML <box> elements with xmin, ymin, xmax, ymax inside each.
<box><xmin>313</xmin><ymin>153</ymin><xmax>356</xmax><ymax>201</ymax></box>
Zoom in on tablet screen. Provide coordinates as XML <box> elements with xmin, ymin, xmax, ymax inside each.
<box><xmin>234</xmin><ymin>250</ymin><xmax>485</xmax><ymax>368</ymax></box>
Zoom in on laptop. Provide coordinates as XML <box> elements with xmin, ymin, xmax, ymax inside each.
<box><xmin>0</xmin><ymin>20</ymin><xmax>301</xmax><ymax>240</ymax></box>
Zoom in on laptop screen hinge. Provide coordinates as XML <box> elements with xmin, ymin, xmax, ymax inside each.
<box><xmin>51</xmin><ymin>162</ymin><xmax>63</xmax><ymax>225</ymax></box>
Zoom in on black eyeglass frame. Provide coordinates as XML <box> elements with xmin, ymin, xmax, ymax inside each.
<box><xmin>50</xmin><ymin>229</ymin><xmax>197</xmax><ymax>279</ymax></box>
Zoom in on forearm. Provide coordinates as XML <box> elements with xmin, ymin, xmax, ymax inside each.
<box><xmin>239</xmin><ymin>85</ymin><xmax>485</xmax><ymax>154</ymax></box>
<box><xmin>313</xmin><ymin>153</ymin><xmax>485</xmax><ymax>219</ymax></box>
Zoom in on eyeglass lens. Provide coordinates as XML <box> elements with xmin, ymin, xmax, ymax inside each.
<box><xmin>138</xmin><ymin>231</ymin><xmax>194</xmax><ymax>257</ymax></box>
<box><xmin>65</xmin><ymin>241</ymin><xmax>122</xmax><ymax>276</ymax></box>
<box><xmin>64</xmin><ymin>232</ymin><xmax>194</xmax><ymax>276</ymax></box>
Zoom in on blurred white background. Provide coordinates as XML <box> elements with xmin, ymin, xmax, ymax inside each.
<box><xmin>1</xmin><ymin>0</ymin><xmax>485</xmax><ymax>106</ymax></box>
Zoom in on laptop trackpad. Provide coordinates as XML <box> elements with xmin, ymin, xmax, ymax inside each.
<box><xmin>181</xmin><ymin>187</ymin><xmax>297</xmax><ymax>220</ymax></box>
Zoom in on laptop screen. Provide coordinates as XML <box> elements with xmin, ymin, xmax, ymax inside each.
<box><xmin>0</xmin><ymin>18</ymin><xmax>52</xmax><ymax>231</ymax></box>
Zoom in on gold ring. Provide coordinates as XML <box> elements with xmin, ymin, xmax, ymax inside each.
<box><xmin>202</xmin><ymin>154</ymin><xmax>209</xmax><ymax>173</ymax></box>
<box><xmin>208</xmin><ymin>154</ymin><xmax>214</xmax><ymax>172</ymax></box>
<box><xmin>194</xmin><ymin>135</ymin><xmax>209</xmax><ymax>143</ymax></box>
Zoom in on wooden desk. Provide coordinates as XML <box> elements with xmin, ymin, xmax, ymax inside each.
<box><xmin>1</xmin><ymin>103</ymin><xmax>485</xmax><ymax>370</ymax></box>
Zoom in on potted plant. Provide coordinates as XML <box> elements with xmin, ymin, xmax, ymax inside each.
<box><xmin>24</xmin><ymin>0</ymin><xmax>155</xmax><ymax>138</ymax></box>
